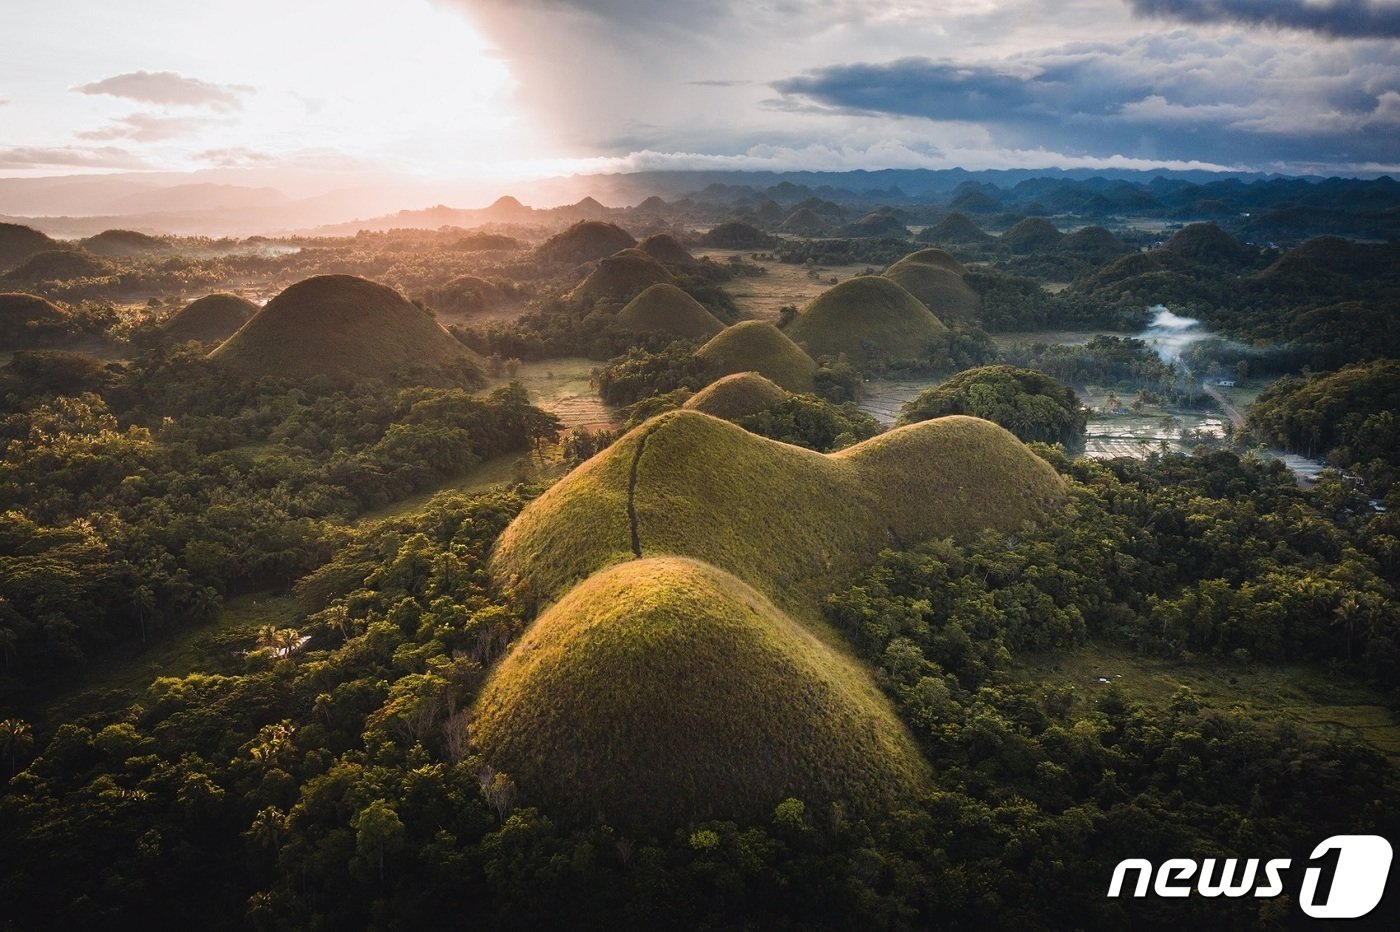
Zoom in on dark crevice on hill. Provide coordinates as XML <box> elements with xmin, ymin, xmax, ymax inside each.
<box><xmin>625</xmin><ymin>426</ymin><xmax>653</xmax><ymax>557</ymax></box>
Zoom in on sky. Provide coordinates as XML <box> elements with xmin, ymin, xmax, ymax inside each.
<box><xmin>2</xmin><ymin>0</ymin><xmax>1400</xmax><ymax>190</ymax></box>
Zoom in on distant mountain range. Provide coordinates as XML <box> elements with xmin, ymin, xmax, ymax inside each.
<box><xmin>2</xmin><ymin>167</ymin><xmax>1395</xmax><ymax>240</ymax></box>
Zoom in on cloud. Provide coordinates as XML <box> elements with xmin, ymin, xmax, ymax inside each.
<box><xmin>77</xmin><ymin>113</ymin><xmax>218</xmax><ymax>142</ymax></box>
<box><xmin>770</xmin><ymin>33</ymin><xmax>1400</xmax><ymax>167</ymax></box>
<box><xmin>74</xmin><ymin>71</ymin><xmax>252</xmax><ymax>111</ymax></box>
<box><xmin>195</xmin><ymin>147</ymin><xmax>278</xmax><ymax>168</ymax></box>
<box><xmin>0</xmin><ymin>146</ymin><xmax>150</xmax><ymax>169</ymax></box>
<box><xmin>1126</xmin><ymin>0</ymin><xmax>1400</xmax><ymax>40</ymax></box>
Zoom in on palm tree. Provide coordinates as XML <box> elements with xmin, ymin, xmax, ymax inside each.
<box><xmin>248</xmin><ymin>806</ymin><xmax>288</xmax><ymax>853</ymax></box>
<box><xmin>1</xmin><ymin>718</ymin><xmax>33</xmax><ymax>777</ymax></box>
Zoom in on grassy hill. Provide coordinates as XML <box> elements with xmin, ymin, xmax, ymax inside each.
<box><xmin>1000</xmin><ymin>218</ymin><xmax>1063</xmax><ymax>254</ymax></box>
<box><xmin>786</xmin><ymin>275</ymin><xmax>946</xmax><ymax>368</ymax></box>
<box><xmin>471</xmin><ymin>556</ymin><xmax>930</xmax><ymax>831</ymax></box>
<box><xmin>884</xmin><ymin>249</ymin><xmax>981</xmax><ymax>324</ymax></box>
<box><xmin>569</xmin><ymin>249</ymin><xmax>676</xmax><ymax>304</ymax></box>
<box><xmin>535</xmin><ymin>221</ymin><xmax>636</xmax><ymax>264</ymax></box>
<box><xmin>492</xmin><ymin>409</ymin><xmax>1066</xmax><ymax>617</ymax></box>
<box><xmin>916</xmin><ymin>212</ymin><xmax>993</xmax><ymax>245</ymax></box>
<box><xmin>0</xmin><ymin>222</ymin><xmax>57</xmax><ymax>272</ymax></box>
<box><xmin>1163</xmin><ymin>222</ymin><xmax>1256</xmax><ymax>266</ymax></box>
<box><xmin>0</xmin><ymin>292</ymin><xmax>74</xmax><ymax>350</ymax></box>
<box><xmin>79</xmin><ymin>229</ymin><xmax>166</xmax><ymax>257</ymax></box>
<box><xmin>616</xmin><ymin>283</ymin><xmax>724</xmax><ymax>340</ymax></box>
<box><xmin>2</xmin><ymin>249</ymin><xmax>111</xmax><ymax>284</ymax></box>
<box><xmin>162</xmin><ymin>293</ymin><xmax>258</xmax><ymax>343</ymax></box>
<box><xmin>210</xmin><ymin>274</ymin><xmax>482</xmax><ymax>383</ymax></box>
<box><xmin>683</xmin><ymin>371</ymin><xmax>790</xmax><ymax>420</ymax></box>
<box><xmin>778</xmin><ymin>208</ymin><xmax>828</xmax><ymax>235</ymax></box>
<box><xmin>423</xmin><ymin>275</ymin><xmax>507</xmax><ymax>316</ymax></box>
<box><xmin>694</xmin><ymin>321</ymin><xmax>817</xmax><ymax>392</ymax></box>
<box><xmin>637</xmin><ymin>233</ymin><xmax>699</xmax><ymax>269</ymax></box>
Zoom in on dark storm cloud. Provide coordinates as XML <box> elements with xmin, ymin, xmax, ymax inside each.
<box><xmin>1127</xmin><ymin>0</ymin><xmax>1400</xmax><ymax>39</ymax></box>
<box><xmin>771</xmin><ymin>35</ymin><xmax>1400</xmax><ymax>167</ymax></box>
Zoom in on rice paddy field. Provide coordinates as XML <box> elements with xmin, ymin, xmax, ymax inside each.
<box><xmin>485</xmin><ymin>356</ymin><xmax>620</xmax><ymax>431</ymax></box>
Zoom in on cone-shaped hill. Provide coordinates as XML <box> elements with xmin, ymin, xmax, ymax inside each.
<box><xmin>917</xmin><ymin>212</ymin><xmax>993</xmax><ymax>245</ymax></box>
<box><xmin>637</xmin><ymin>233</ymin><xmax>699</xmax><ymax>269</ymax></box>
<box><xmin>683</xmin><ymin>371</ymin><xmax>790</xmax><ymax>420</ymax></box>
<box><xmin>1000</xmin><ymin>218</ymin><xmax>1063</xmax><ymax>254</ymax></box>
<box><xmin>786</xmin><ymin>276</ymin><xmax>946</xmax><ymax>368</ymax></box>
<box><xmin>694</xmin><ymin>321</ymin><xmax>817</xmax><ymax>392</ymax></box>
<box><xmin>883</xmin><ymin>249</ymin><xmax>981</xmax><ymax>324</ymax></box>
<box><xmin>534</xmin><ymin>221</ymin><xmax>636</xmax><ymax>264</ymax></box>
<box><xmin>471</xmin><ymin>556</ymin><xmax>930</xmax><ymax>832</ymax></box>
<box><xmin>162</xmin><ymin>293</ymin><xmax>259</xmax><ymax>343</ymax></box>
<box><xmin>80</xmin><ymin>229</ymin><xmax>165</xmax><ymax>257</ymax></box>
<box><xmin>0</xmin><ymin>292</ymin><xmax>74</xmax><ymax>350</ymax></box>
<box><xmin>616</xmin><ymin>284</ymin><xmax>724</xmax><ymax>340</ymax></box>
<box><xmin>1163</xmin><ymin>223</ymin><xmax>1256</xmax><ymax>267</ymax></box>
<box><xmin>569</xmin><ymin>249</ymin><xmax>676</xmax><ymax>303</ymax></box>
<box><xmin>210</xmin><ymin>275</ymin><xmax>482</xmax><ymax>383</ymax></box>
<box><xmin>0</xmin><ymin>222</ymin><xmax>57</xmax><ymax>272</ymax></box>
<box><xmin>2</xmin><ymin>249</ymin><xmax>111</xmax><ymax>284</ymax></box>
<box><xmin>491</xmin><ymin>409</ymin><xmax>1066</xmax><ymax>617</ymax></box>
<box><xmin>778</xmin><ymin>208</ymin><xmax>829</xmax><ymax>235</ymax></box>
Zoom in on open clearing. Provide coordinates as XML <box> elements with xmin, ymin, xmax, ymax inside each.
<box><xmin>700</xmin><ymin>249</ymin><xmax>871</xmax><ymax>321</ymax></box>
<box><xmin>29</xmin><ymin>592</ymin><xmax>304</xmax><ymax>726</ymax></box>
<box><xmin>485</xmin><ymin>357</ymin><xmax>619</xmax><ymax>431</ymax></box>
<box><xmin>1014</xmin><ymin>644</ymin><xmax>1400</xmax><ymax>766</ymax></box>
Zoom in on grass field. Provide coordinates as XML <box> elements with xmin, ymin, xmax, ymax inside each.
<box><xmin>484</xmin><ymin>357</ymin><xmax>620</xmax><ymax>431</ymax></box>
<box><xmin>29</xmin><ymin>592</ymin><xmax>304</xmax><ymax>726</ymax></box>
<box><xmin>698</xmin><ymin>248</ymin><xmax>870</xmax><ymax>321</ymax></box>
<box><xmin>1013</xmin><ymin>644</ymin><xmax>1400</xmax><ymax>765</ymax></box>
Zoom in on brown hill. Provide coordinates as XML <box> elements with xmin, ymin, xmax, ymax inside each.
<box><xmin>211</xmin><ymin>274</ymin><xmax>481</xmax><ymax>383</ymax></box>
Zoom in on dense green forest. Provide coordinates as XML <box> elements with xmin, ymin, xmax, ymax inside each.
<box><xmin>3</xmin><ymin>193</ymin><xmax>1400</xmax><ymax>929</ymax></box>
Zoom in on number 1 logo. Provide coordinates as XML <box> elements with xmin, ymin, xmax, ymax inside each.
<box><xmin>1299</xmin><ymin>835</ymin><xmax>1392</xmax><ymax>919</ymax></box>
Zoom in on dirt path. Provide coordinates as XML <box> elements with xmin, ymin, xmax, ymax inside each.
<box><xmin>1203</xmin><ymin>382</ymin><xmax>1245</xmax><ymax>431</ymax></box>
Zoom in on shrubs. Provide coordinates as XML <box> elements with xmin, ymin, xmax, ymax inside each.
<box><xmin>899</xmin><ymin>364</ymin><xmax>1088</xmax><ymax>447</ymax></box>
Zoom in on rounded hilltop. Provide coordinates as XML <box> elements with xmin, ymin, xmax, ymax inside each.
<box><xmin>778</xmin><ymin>208</ymin><xmax>828</xmax><ymax>235</ymax></box>
<box><xmin>917</xmin><ymin>212</ymin><xmax>992</xmax><ymax>245</ymax></box>
<box><xmin>786</xmin><ymin>275</ymin><xmax>946</xmax><ymax>368</ymax></box>
<box><xmin>0</xmin><ymin>293</ymin><xmax>74</xmax><ymax>350</ymax></box>
<box><xmin>470</xmin><ymin>557</ymin><xmax>930</xmax><ymax>832</ymax></box>
<box><xmin>80</xmin><ymin>229</ymin><xmax>166</xmax><ymax>257</ymax></box>
<box><xmin>0</xmin><ymin>222</ymin><xmax>59</xmax><ymax>271</ymax></box>
<box><xmin>162</xmin><ymin>293</ymin><xmax>259</xmax><ymax>344</ymax></box>
<box><xmin>616</xmin><ymin>283</ymin><xmax>724</xmax><ymax>340</ymax></box>
<box><xmin>883</xmin><ymin>248</ymin><xmax>981</xmax><ymax>324</ymax></box>
<box><xmin>2</xmin><ymin>249</ymin><xmax>111</xmax><ymax>284</ymax></box>
<box><xmin>683</xmin><ymin>371</ymin><xmax>790</xmax><ymax>420</ymax></box>
<box><xmin>534</xmin><ymin>220</ymin><xmax>636</xmax><ymax>264</ymax></box>
<box><xmin>569</xmin><ymin>249</ymin><xmax>675</xmax><ymax>303</ymax></box>
<box><xmin>210</xmin><ymin>274</ymin><xmax>481</xmax><ymax>383</ymax></box>
<box><xmin>694</xmin><ymin>320</ymin><xmax>817</xmax><ymax>392</ymax></box>
<box><xmin>636</xmin><ymin>233</ymin><xmax>698</xmax><ymax>269</ymax></box>
<box><xmin>491</xmin><ymin>408</ymin><xmax>1066</xmax><ymax>616</ymax></box>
